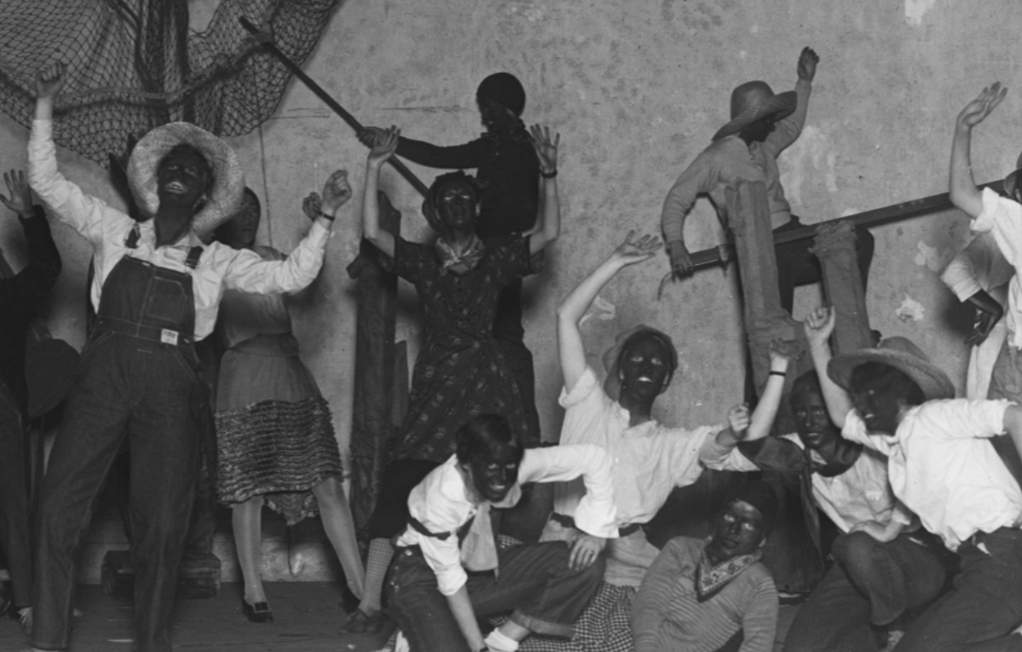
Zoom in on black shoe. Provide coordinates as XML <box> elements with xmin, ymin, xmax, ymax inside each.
<box><xmin>242</xmin><ymin>600</ymin><xmax>273</xmax><ymax>623</ymax></box>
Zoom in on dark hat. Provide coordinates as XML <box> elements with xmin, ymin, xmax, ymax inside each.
<box><xmin>1002</xmin><ymin>151</ymin><xmax>1022</xmax><ymax>199</ymax></box>
<box><xmin>729</xmin><ymin>479</ymin><xmax>778</xmax><ymax>534</ymax></box>
<box><xmin>476</xmin><ymin>72</ymin><xmax>526</xmax><ymax>116</ymax></box>
<box><xmin>712</xmin><ymin>81</ymin><xmax>797</xmax><ymax>142</ymax></box>
<box><xmin>25</xmin><ymin>338</ymin><xmax>80</xmax><ymax>419</ymax></box>
<box><xmin>827</xmin><ymin>336</ymin><xmax>954</xmax><ymax>401</ymax></box>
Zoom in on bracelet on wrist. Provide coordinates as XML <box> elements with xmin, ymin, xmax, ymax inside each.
<box><xmin>539</xmin><ymin>168</ymin><xmax>557</xmax><ymax>179</ymax></box>
<box><xmin>318</xmin><ymin>211</ymin><xmax>336</xmax><ymax>222</ymax></box>
<box><xmin>769</xmin><ymin>369</ymin><xmax>787</xmax><ymax>377</ymax></box>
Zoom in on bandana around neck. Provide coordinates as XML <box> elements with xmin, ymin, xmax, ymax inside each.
<box><xmin>695</xmin><ymin>542</ymin><xmax>761</xmax><ymax>602</ymax></box>
<box><xmin>435</xmin><ymin>234</ymin><xmax>486</xmax><ymax>274</ymax></box>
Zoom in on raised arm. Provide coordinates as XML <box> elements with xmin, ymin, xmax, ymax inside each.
<box><xmin>557</xmin><ymin>232</ymin><xmax>662</xmax><ymax>391</ymax></box>
<box><xmin>763</xmin><ymin>46</ymin><xmax>818</xmax><ymax>155</ymax></box>
<box><xmin>526</xmin><ymin>124</ymin><xmax>560</xmax><ymax>255</ymax></box>
<box><xmin>360</xmin><ymin>127</ymin><xmax>400</xmax><ymax>259</ymax></box>
<box><xmin>804</xmin><ymin>306</ymin><xmax>853</xmax><ymax>426</ymax></box>
<box><xmin>949</xmin><ymin>83</ymin><xmax>1006</xmax><ymax>218</ymax></box>
<box><xmin>357</xmin><ymin>127</ymin><xmax>487</xmax><ymax>169</ymax></box>
<box><xmin>717</xmin><ymin>341</ymin><xmax>792</xmax><ymax>448</ymax></box>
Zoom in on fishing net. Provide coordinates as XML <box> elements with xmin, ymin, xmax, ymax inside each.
<box><xmin>0</xmin><ymin>0</ymin><xmax>340</xmax><ymax>165</ymax></box>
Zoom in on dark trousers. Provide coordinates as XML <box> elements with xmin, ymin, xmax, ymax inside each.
<box><xmin>0</xmin><ymin>382</ymin><xmax>32</xmax><ymax>608</ymax></box>
<box><xmin>32</xmin><ymin>334</ymin><xmax>201</xmax><ymax>651</ymax></box>
<box><xmin>894</xmin><ymin>528</ymin><xmax>1022</xmax><ymax>652</ymax></box>
<box><xmin>386</xmin><ymin>541</ymin><xmax>604</xmax><ymax>651</ymax></box>
<box><xmin>784</xmin><ymin>531</ymin><xmax>947</xmax><ymax>652</ymax></box>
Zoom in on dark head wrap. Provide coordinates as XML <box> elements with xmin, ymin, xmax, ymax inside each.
<box><xmin>728</xmin><ymin>479</ymin><xmax>778</xmax><ymax>535</ymax></box>
<box><xmin>476</xmin><ymin>72</ymin><xmax>526</xmax><ymax>116</ymax></box>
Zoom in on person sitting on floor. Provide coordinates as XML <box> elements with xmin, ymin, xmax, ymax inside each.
<box><xmin>384</xmin><ymin>413</ymin><xmax>618</xmax><ymax>652</ymax></box>
<box><xmin>780</xmin><ymin>312</ymin><xmax>947</xmax><ymax>652</ymax></box>
<box><xmin>630</xmin><ymin>480</ymin><xmax>779</xmax><ymax>652</ymax></box>
<box><xmin>809</xmin><ymin>306</ymin><xmax>1022</xmax><ymax>650</ymax></box>
<box><xmin>517</xmin><ymin>231</ymin><xmax>790</xmax><ymax>652</ymax></box>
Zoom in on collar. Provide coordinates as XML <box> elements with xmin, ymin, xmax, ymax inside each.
<box><xmin>435</xmin><ymin>234</ymin><xmax>486</xmax><ymax>274</ymax></box>
<box><xmin>696</xmin><ymin>541</ymin><xmax>762</xmax><ymax>601</ymax></box>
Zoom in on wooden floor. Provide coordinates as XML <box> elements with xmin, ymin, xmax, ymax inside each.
<box><xmin>0</xmin><ymin>583</ymin><xmax>391</xmax><ymax>652</ymax></box>
<box><xmin>0</xmin><ymin>583</ymin><xmax>801</xmax><ymax>651</ymax></box>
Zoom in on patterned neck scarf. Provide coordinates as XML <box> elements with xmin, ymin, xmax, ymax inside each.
<box><xmin>435</xmin><ymin>234</ymin><xmax>486</xmax><ymax>274</ymax></box>
<box><xmin>695</xmin><ymin>542</ymin><xmax>762</xmax><ymax>602</ymax></box>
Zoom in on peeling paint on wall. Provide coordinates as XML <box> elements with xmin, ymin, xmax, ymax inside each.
<box><xmin>782</xmin><ymin>126</ymin><xmax>838</xmax><ymax>207</ymax></box>
<box><xmin>580</xmin><ymin>295</ymin><xmax>616</xmax><ymax>326</ymax></box>
<box><xmin>905</xmin><ymin>0</ymin><xmax>937</xmax><ymax>25</ymax></box>
<box><xmin>895</xmin><ymin>295</ymin><xmax>927</xmax><ymax>322</ymax></box>
<box><xmin>913</xmin><ymin>241</ymin><xmax>944</xmax><ymax>272</ymax></box>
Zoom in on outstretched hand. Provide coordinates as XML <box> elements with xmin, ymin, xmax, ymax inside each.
<box><xmin>320</xmin><ymin>169</ymin><xmax>352</xmax><ymax>215</ymax></box>
<box><xmin>529</xmin><ymin>124</ymin><xmax>559</xmax><ymax>175</ymax></box>
<box><xmin>612</xmin><ymin>230</ymin><xmax>662</xmax><ymax>266</ymax></box>
<box><xmin>0</xmin><ymin>170</ymin><xmax>33</xmax><ymax>216</ymax></box>
<box><xmin>36</xmin><ymin>62</ymin><xmax>66</xmax><ymax>100</ymax></box>
<box><xmin>797</xmin><ymin>46</ymin><xmax>819</xmax><ymax>82</ymax></box>
<box><xmin>357</xmin><ymin>126</ymin><xmax>385</xmax><ymax>148</ymax></box>
<box><xmin>367</xmin><ymin>126</ymin><xmax>400</xmax><ymax>165</ymax></box>
<box><xmin>803</xmin><ymin>306</ymin><xmax>836</xmax><ymax>345</ymax></box>
<box><xmin>957</xmin><ymin>82</ymin><xmax>1007</xmax><ymax>130</ymax></box>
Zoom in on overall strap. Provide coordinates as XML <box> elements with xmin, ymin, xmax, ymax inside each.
<box><xmin>185</xmin><ymin>245</ymin><xmax>203</xmax><ymax>270</ymax></box>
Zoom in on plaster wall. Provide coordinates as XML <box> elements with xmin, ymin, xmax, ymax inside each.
<box><xmin>0</xmin><ymin>0</ymin><xmax>1016</xmax><ymax>570</ymax></box>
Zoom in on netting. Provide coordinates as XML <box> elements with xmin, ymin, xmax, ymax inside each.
<box><xmin>0</xmin><ymin>0</ymin><xmax>341</xmax><ymax>166</ymax></box>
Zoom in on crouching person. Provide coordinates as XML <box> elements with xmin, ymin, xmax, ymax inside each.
<box><xmin>630</xmin><ymin>481</ymin><xmax>779</xmax><ymax>652</ymax></box>
<box><xmin>385</xmin><ymin>414</ymin><xmax>617</xmax><ymax>652</ymax></box>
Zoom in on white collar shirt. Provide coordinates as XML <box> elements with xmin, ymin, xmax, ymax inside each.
<box><xmin>841</xmin><ymin>399</ymin><xmax>1022</xmax><ymax>550</ymax></box>
<box><xmin>971</xmin><ymin>188</ymin><xmax>1022</xmax><ymax>348</ymax></box>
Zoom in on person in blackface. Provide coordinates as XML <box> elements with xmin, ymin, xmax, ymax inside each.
<box><xmin>385</xmin><ymin>413</ymin><xmax>618</xmax><ymax>652</ymax></box>
<box><xmin>630</xmin><ymin>481</ymin><xmax>779</xmax><ymax>652</ymax></box>
<box><xmin>212</xmin><ymin>186</ymin><xmax>365</xmax><ymax>622</ymax></box>
<box><xmin>0</xmin><ymin>168</ymin><xmax>61</xmax><ymax>632</ymax></box>
<box><xmin>25</xmin><ymin>62</ymin><xmax>346</xmax><ymax>652</ymax></box>
<box><xmin>348</xmin><ymin>123</ymin><xmax>561</xmax><ymax>632</ymax></box>
<box><xmin>358</xmin><ymin>72</ymin><xmax>542</xmax><ymax>444</ymax></box>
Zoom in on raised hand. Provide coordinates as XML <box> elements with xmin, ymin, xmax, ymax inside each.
<box><xmin>0</xmin><ymin>170</ymin><xmax>33</xmax><ymax>216</ymax></box>
<box><xmin>768</xmin><ymin>338</ymin><xmax>796</xmax><ymax>371</ymax></box>
<box><xmin>612</xmin><ymin>230</ymin><xmax>662</xmax><ymax>266</ymax></box>
<box><xmin>957</xmin><ymin>83</ymin><xmax>1007</xmax><ymax>130</ymax></box>
<box><xmin>803</xmin><ymin>306</ymin><xmax>836</xmax><ymax>345</ymax></box>
<box><xmin>529</xmin><ymin>124</ymin><xmax>559</xmax><ymax>175</ymax></box>
<box><xmin>367</xmin><ymin>126</ymin><xmax>399</xmax><ymax>166</ymax></box>
<box><xmin>728</xmin><ymin>404</ymin><xmax>751</xmax><ymax>437</ymax></box>
<box><xmin>356</xmin><ymin>126</ymin><xmax>386</xmax><ymax>148</ymax></box>
<box><xmin>302</xmin><ymin>192</ymin><xmax>322</xmax><ymax>221</ymax></box>
<box><xmin>797</xmin><ymin>46</ymin><xmax>819</xmax><ymax>82</ymax></box>
<box><xmin>320</xmin><ymin>169</ymin><xmax>353</xmax><ymax>215</ymax></box>
<box><xmin>36</xmin><ymin>62</ymin><xmax>67</xmax><ymax>100</ymax></box>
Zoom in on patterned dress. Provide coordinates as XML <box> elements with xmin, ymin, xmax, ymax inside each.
<box><xmin>214</xmin><ymin>246</ymin><xmax>343</xmax><ymax>525</ymax></box>
<box><xmin>391</xmin><ymin>235</ymin><xmax>536</xmax><ymax>462</ymax></box>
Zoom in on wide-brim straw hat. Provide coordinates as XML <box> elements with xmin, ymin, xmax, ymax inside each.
<box><xmin>601</xmin><ymin>324</ymin><xmax>677</xmax><ymax>401</ymax></box>
<box><xmin>1001</xmin><ymin>151</ymin><xmax>1022</xmax><ymax>199</ymax></box>
<box><xmin>712</xmin><ymin>81</ymin><xmax>797</xmax><ymax>142</ymax></box>
<box><xmin>126</xmin><ymin>122</ymin><xmax>244</xmax><ymax>238</ymax></box>
<box><xmin>827</xmin><ymin>336</ymin><xmax>954</xmax><ymax>401</ymax></box>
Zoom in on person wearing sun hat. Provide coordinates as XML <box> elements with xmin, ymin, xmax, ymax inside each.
<box><xmin>803</xmin><ymin>304</ymin><xmax>1022</xmax><ymax>651</ymax></box>
<box><xmin>660</xmin><ymin>47</ymin><xmax>875</xmax><ymax>398</ymax></box>
<box><xmin>25</xmin><ymin>62</ymin><xmax>347</xmax><ymax>652</ymax></box>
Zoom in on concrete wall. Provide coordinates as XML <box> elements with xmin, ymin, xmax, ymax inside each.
<box><xmin>2</xmin><ymin>0</ymin><xmax>1018</xmax><ymax>577</ymax></box>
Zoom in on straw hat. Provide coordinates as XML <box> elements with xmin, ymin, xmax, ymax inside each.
<box><xmin>601</xmin><ymin>324</ymin><xmax>678</xmax><ymax>401</ymax></box>
<box><xmin>827</xmin><ymin>336</ymin><xmax>954</xmax><ymax>401</ymax></box>
<box><xmin>712</xmin><ymin>81</ymin><xmax>797</xmax><ymax>142</ymax></box>
<box><xmin>126</xmin><ymin>122</ymin><xmax>245</xmax><ymax>238</ymax></box>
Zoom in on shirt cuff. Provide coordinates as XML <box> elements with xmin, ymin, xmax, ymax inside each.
<box><xmin>972</xmin><ymin>187</ymin><xmax>1006</xmax><ymax>233</ymax></box>
<box><xmin>31</xmin><ymin>118</ymin><xmax>53</xmax><ymax>142</ymax></box>
<box><xmin>572</xmin><ymin>499</ymin><xmax>619</xmax><ymax>539</ymax></box>
<box><xmin>559</xmin><ymin>366</ymin><xmax>600</xmax><ymax>408</ymax></box>
<box><xmin>940</xmin><ymin>265</ymin><xmax>982</xmax><ymax>302</ymax></box>
<box><xmin>436</xmin><ymin>566</ymin><xmax>468</xmax><ymax>596</ymax></box>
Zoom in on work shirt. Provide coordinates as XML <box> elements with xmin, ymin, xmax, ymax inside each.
<box><xmin>28</xmin><ymin>119</ymin><xmax>329</xmax><ymax>341</ymax></box>
<box><xmin>394</xmin><ymin>444</ymin><xmax>617</xmax><ymax>596</ymax></box>
<box><xmin>841</xmin><ymin>399</ymin><xmax>1022</xmax><ymax>551</ymax></box>
<box><xmin>971</xmin><ymin>188</ymin><xmax>1022</xmax><ymax>350</ymax></box>
<box><xmin>660</xmin><ymin>78</ymin><xmax>811</xmax><ymax>243</ymax></box>
<box><xmin>552</xmin><ymin>366</ymin><xmax>746</xmax><ymax>527</ymax></box>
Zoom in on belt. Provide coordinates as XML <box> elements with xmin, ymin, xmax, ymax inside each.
<box><xmin>550</xmin><ymin>513</ymin><xmax>641</xmax><ymax>538</ymax></box>
<box><xmin>95</xmin><ymin>317</ymin><xmax>193</xmax><ymax>347</ymax></box>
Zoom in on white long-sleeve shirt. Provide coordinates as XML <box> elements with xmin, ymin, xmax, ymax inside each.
<box><xmin>395</xmin><ymin>445</ymin><xmax>618</xmax><ymax>596</ymax></box>
<box><xmin>970</xmin><ymin>188</ymin><xmax>1022</xmax><ymax>351</ymax></box>
<box><xmin>28</xmin><ymin>118</ymin><xmax>330</xmax><ymax>341</ymax></box>
<box><xmin>841</xmin><ymin>399</ymin><xmax>1022</xmax><ymax>550</ymax></box>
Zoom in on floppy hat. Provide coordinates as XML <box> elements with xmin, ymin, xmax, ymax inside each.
<box><xmin>602</xmin><ymin>324</ymin><xmax>678</xmax><ymax>401</ymax></box>
<box><xmin>712</xmin><ymin>81</ymin><xmax>797</xmax><ymax>142</ymax></box>
<box><xmin>126</xmin><ymin>122</ymin><xmax>245</xmax><ymax>238</ymax></box>
<box><xmin>827</xmin><ymin>336</ymin><xmax>954</xmax><ymax>401</ymax></box>
<box><xmin>1001</xmin><ymin>151</ymin><xmax>1022</xmax><ymax>199</ymax></box>
<box><xmin>25</xmin><ymin>338</ymin><xmax>80</xmax><ymax>419</ymax></box>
